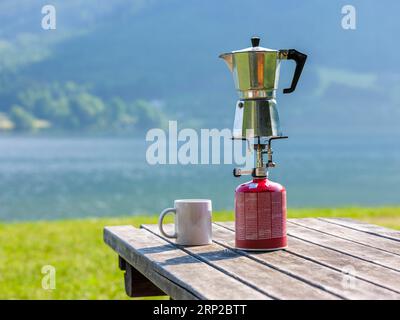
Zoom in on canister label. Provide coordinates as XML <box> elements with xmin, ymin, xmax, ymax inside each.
<box><xmin>235</xmin><ymin>191</ymin><xmax>286</xmax><ymax>241</ymax></box>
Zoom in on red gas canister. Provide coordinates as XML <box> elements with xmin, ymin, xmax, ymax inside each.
<box><xmin>234</xmin><ymin>177</ymin><xmax>287</xmax><ymax>251</ymax></box>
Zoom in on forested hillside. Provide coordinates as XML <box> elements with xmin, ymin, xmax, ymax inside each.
<box><xmin>0</xmin><ymin>0</ymin><xmax>399</xmax><ymax>134</ymax></box>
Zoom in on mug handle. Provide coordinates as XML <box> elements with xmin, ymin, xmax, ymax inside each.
<box><xmin>158</xmin><ymin>208</ymin><xmax>177</xmax><ymax>238</ymax></box>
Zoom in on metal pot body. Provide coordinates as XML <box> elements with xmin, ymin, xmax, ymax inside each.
<box><xmin>233</xmin><ymin>99</ymin><xmax>282</xmax><ymax>139</ymax></box>
<box><xmin>220</xmin><ymin>37</ymin><xmax>307</xmax><ymax>98</ymax></box>
<box><xmin>234</xmin><ymin>178</ymin><xmax>287</xmax><ymax>251</ymax></box>
<box><xmin>221</xmin><ymin>51</ymin><xmax>281</xmax><ymax>100</ymax></box>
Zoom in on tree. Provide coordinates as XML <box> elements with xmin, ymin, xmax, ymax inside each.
<box><xmin>129</xmin><ymin>100</ymin><xmax>167</xmax><ymax>131</ymax></box>
<box><xmin>70</xmin><ymin>92</ymin><xmax>106</xmax><ymax>129</ymax></box>
<box><xmin>9</xmin><ymin>105</ymin><xmax>36</xmax><ymax>131</ymax></box>
<box><xmin>3</xmin><ymin>81</ymin><xmax>169</xmax><ymax>133</ymax></box>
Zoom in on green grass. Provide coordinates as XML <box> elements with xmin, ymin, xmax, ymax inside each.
<box><xmin>1</xmin><ymin>208</ymin><xmax>400</xmax><ymax>299</ymax></box>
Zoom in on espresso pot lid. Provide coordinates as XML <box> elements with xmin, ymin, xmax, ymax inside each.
<box><xmin>224</xmin><ymin>37</ymin><xmax>278</xmax><ymax>55</ymax></box>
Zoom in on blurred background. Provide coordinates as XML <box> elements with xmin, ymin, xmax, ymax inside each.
<box><xmin>0</xmin><ymin>0</ymin><xmax>399</xmax><ymax>221</ymax></box>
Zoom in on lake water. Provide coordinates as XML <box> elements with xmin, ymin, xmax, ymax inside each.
<box><xmin>1</xmin><ymin>134</ymin><xmax>399</xmax><ymax>221</ymax></box>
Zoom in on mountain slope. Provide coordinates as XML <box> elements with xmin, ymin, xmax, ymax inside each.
<box><xmin>0</xmin><ymin>0</ymin><xmax>399</xmax><ymax>133</ymax></box>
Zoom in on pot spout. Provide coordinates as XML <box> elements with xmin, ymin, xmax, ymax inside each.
<box><xmin>219</xmin><ymin>53</ymin><xmax>233</xmax><ymax>72</ymax></box>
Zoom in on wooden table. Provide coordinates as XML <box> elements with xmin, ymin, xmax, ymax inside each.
<box><xmin>104</xmin><ymin>218</ymin><xmax>400</xmax><ymax>300</ymax></box>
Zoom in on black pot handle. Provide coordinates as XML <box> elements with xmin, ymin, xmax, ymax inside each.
<box><xmin>282</xmin><ymin>49</ymin><xmax>307</xmax><ymax>94</ymax></box>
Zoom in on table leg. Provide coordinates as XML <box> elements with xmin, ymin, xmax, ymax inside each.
<box><xmin>118</xmin><ymin>256</ymin><xmax>165</xmax><ymax>298</ymax></box>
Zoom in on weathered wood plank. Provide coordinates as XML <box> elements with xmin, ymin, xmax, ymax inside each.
<box><xmin>290</xmin><ymin>218</ymin><xmax>400</xmax><ymax>256</ymax></box>
<box><xmin>319</xmin><ymin>218</ymin><xmax>400</xmax><ymax>242</ymax></box>
<box><xmin>286</xmin><ymin>221</ymin><xmax>400</xmax><ymax>272</ymax></box>
<box><xmin>105</xmin><ymin>226</ymin><xmax>197</xmax><ymax>299</ymax></box>
<box><xmin>220</xmin><ymin>222</ymin><xmax>400</xmax><ymax>293</ymax></box>
<box><xmin>215</xmin><ymin>222</ymin><xmax>399</xmax><ymax>300</ymax></box>
<box><xmin>104</xmin><ymin>225</ymin><xmax>267</xmax><ymax>300</ymax></box>
<box><xmin>142</xmin><ymin>224</ymin><xmax>337</xmax><ymax>300</ymax></box>
<box><xmin>284</xmin><ymin>236</ymin><xmax>400</xmax><ymax>294</ymax></box>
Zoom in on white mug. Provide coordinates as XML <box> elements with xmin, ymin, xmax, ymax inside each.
<box><xmin>158</xmin><ymin>199</ymin><xmax>212</xmax><ymax>246</ymax></box>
